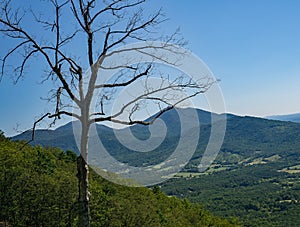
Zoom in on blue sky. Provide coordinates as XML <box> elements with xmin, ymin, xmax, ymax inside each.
<box><xmin>1</xmin><ymin>0</ymin><xmax>300</xmax><ymax>136</ymax></box>
<box><xmin>161</xmin><ymin>0</ymin><xmax>300</xmax><ymax>116</ymax></box>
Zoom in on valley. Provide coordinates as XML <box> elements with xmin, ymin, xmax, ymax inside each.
<box><xmin>12</xmin><ymin>108</ymin><xmax>300</xmax><ymax>226</ymax></box>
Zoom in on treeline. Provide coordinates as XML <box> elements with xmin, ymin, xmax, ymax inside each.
<box><xmin>161</xmin><ymin>162</ymin><xmax>300</xmax><ymax>226</ymax></box>
<box><xmin>0</xmin><ymin>134</ymin><xmax>237</xmax><ymax>226</ymax></box>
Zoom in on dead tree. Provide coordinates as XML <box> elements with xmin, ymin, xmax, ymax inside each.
<box><xmin>0</xmin><ymin>0</ymin><xmax>214</xmax><ymax>226</ymax></box>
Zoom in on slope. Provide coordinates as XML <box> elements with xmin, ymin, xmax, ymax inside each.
<box><xmin>266</xmin><ymin>113</ymin><xmax>300</xmax><ymax>123</ymax></box>
<box><xmin>0</xmin><ymin>136</ymin><xmax>237</xmax><ymax>226</ymax></box>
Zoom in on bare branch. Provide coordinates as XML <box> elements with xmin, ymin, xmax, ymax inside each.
<box><xmin>15</xmin><ymin>49</ymin><xmax>39</xmax><ymax>83</ymax></box>
<box><xmin>91</xmin><ymin>76</ymin><xmax>214</xmax><ymax>125</ymax></box>
<box><xmin>70</xmin><ymin>0</ymin><xmax>86</xmax><ymax>32</ymax></box>
<box><xmin>89</xmin><ymin>0</ymin><xmax>146</xmax><ymax>25</ymax></box>
<box><xmin>58</xmin><ymin>30</ymin><xmax>78</xmax><ymax>47</ymax></box>
<box><xmin>48</xmin><ymin>111</ymin><xmax>80</xmax><ymax>120</ymax></box>
<box><xmin>55</xmin><ymin>87</ymin><xmax>64</xmax><ymax>119</ymax></box>
<box><xmin>95</xmin><ymin>64</ymin><xmax>151</xmax><ymax>88</ymax></box>
<box><xmin>0</xmin><ymin>13</ymin><xmax>80</xmax><ymax>104</ymax></box>
<box><xmin>19</xmin><ymin>113</ymin><xmax>51</xmax><ymax>149</ymax></box>
<box><xmin>0</xmin><ymin>40</ymin><xmax>30</xmax><ymax>80</ymax></box>
<box><xmin>102</xmin><ymin>10</ymin><xmax>161</xmax><ymax>54</ymax></box>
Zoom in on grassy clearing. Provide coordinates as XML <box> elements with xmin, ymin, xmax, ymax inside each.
<box><xmin>175</xmin><ymin>164</ymin><xmax>233</xmax><ymax>178</ymax></box>
<box><xmin>278</xmin><ymin>164</ymin><xmax>300</xmax><ymax>173</ymax></box>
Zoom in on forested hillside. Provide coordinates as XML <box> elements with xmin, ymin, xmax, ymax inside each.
<box><xmin>267</xmin><ymin>113</ymin><xmax>300</xmax><ymax>123</ymax></box>
<box><xmin>11</xmin><ymin>109</ymin><xmax>300</xmax><ymax>226</ymax></box>
<box><xmin>13</xmin><ymin>109</ymin><xmax>300</xmax><ymax>168</ymax></box>
<box><xmin>0</xmin><ymin>134</ymin><xmax>237</xmax><ymax>226</ymax></box>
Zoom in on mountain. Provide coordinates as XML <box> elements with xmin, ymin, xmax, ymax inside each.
<box><xmin>266</xmin><ymin>113</ymin><xmax>300</xmax><ymax>123</ymax></box>
<box><xmin>12</xmin><ymin>108</ymin><xmax>218</xmax><ymax>168</ymax></box>
<box><xmin>12</xmin><ymin>108</ymin><xmax>216</xmax><ymax>153</ymax></box>
<box><xmin>13</xmin><ymin>108</ymin><xmax>300</xmax><ymax>166</ymax></box>
<box><xmin>11</xmin><ymin>107</ymin><xmax>300</xmax><ymax>226</ymax></box>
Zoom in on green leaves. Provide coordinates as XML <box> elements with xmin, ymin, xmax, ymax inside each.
<box><xmin>0</xmin><ymin>138</ymin><xmax>234</xmax><ymax>226</ymax></box>
<box><xmin>0</xmin><ymin>139</ymin><xmax>77</xmax><ymax>226</ymax></box>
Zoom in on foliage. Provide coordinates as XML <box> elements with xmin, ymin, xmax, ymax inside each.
<box><xmin>0</xmin><ymin>138</ymin><xmax>236</xmax><ymax>226</ymax></box>
<box><xmin>161</xmin><ymin>158</ymin><xmax>300</xmax><ymax>226</ymax></box>
<box><xmin>0</xmin><ymin>139</ymin><xmax>77</xmax><ymax>226</ymax></box>
<box><xmin>10</xmin><ymin>108</ymin><xmax>300</xmax><ymax>226</ymax></box>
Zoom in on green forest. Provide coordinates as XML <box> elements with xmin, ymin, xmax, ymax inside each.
<box><xmin>0</xmin><ymin>133</ymin><xmax>238</xmax><ymax>226</ymax></box>
<box><xmin>161</xmin><ymin>164</ymin><xmax>300</xmax><ymax>227</ymax></box>
<box><xmin>10</xmin><ymin>110</ymin><xmax>300</xmax><ymax>226</ymax></box>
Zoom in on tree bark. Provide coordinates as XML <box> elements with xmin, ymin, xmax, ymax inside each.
<box><xmin>77</xmin><ymin>119</ymin><xmax>90</xmax><ymax>227</ymax></box>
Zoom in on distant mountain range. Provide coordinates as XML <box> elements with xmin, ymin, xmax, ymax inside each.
<box><xmin>12</xmin><ymin>108</ymin><xmax>300</xmax><ymax>226</ymax></box>
<box><xmin>266</xmin><ymin>113</ymin><xmax>300</xmax><ymax>123</ymax></box>
<box><xmin>12</xmin><ymin>108</ymin><xmax>221</xmax><ymax>166</ymax></box>
<box><xmin>13</xmin><ymin>108</ymin><xmax>300</xmax><ymax>169</ymax></box>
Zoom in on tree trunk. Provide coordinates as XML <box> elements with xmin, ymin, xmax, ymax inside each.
<box><xmin>77</xmin><ymin>121</ymin><xmax>91</xmax><ymax>227</ymax></box>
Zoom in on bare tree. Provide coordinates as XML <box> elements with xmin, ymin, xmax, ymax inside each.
<box><xmin>0</xmin><ymin>0</ymin><xmax>214</xmax><ymax>226</ymax></box>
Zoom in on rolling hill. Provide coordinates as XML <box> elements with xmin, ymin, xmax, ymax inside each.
<box><xmin>13</xmin><ymin>108</ymin><xmax>300</xmax><ymax>167</ymax></box>
<box><xmin>0</xmin><ymin>136</ymin><xmax>236</xmax><ymax>226</ymax></box>
<box><xmin>12</xmin><ymin>107</ymin><xmax>300</xmax><ymax>226</ymax></box>
<box><xmin>266</xmin><ymin>113</ymin><xmax>300</xmax><ymax>123</ymax></box>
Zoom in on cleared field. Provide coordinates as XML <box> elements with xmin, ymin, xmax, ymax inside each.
<box><xmin>278</xmin><ymin>164</ymin><xmax>300</xmax><ymax>173</ymax></box>
<box><xmin>175</xmin><ymin>164</ymin><xmax>233</xmax><ymax>178</ymax></box>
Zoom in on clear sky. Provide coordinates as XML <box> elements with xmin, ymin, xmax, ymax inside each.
<box><xmin>1</xmin><ymin>0</ymin><xmax>300</xmax><ymax>136</ymax></box>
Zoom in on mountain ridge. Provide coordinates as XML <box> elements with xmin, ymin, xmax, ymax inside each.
<box><xmin>10</xmin><ymin>107</ymin><xmax>300</xmax><ymax>226</ymax></box>
<box><xmin>266</xmin><ymin>112</ymin><xmax>300</xmax><ymax>123</ymax></box>
<box><xmin>12</xmin><ymin>108</ymin><xmax>300</xmax><ymax>167</ymax></box>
